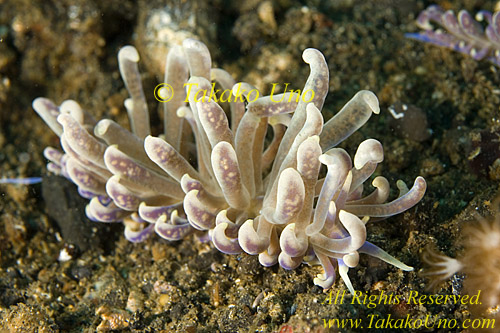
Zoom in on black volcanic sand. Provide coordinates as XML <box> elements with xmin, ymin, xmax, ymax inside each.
<box><xmin>1</xmin><ymin>0</ymin><xmax>499</xmax><ymax>331</ymax></box>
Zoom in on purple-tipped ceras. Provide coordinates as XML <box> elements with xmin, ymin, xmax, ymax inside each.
<box><xmin>407</xmin><ymin>5</ymin><xmax>500</xmax><ymax>66</ymax></box>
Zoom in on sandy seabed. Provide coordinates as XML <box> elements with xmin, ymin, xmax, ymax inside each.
<box><xmin>1</xmin><ymin>0</ymin><xmax>499</xmax><ymax>332</ymax></box>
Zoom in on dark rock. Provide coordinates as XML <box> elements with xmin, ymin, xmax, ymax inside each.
<box><xmin>41</xmin><ymin>174</ymin><xmax>120</xmax><ymax>252</ymax></box>
<box><xmin>70</xmin><ymin>265</ymin><xmax>92</xmax><ymax>281</ymax></box>
<box><xmin>468</xmin><ymin>129</ymin><xmax>500</xmax><ymax>179</ymax></box>
<box><xmin>388</xmin><ymin>101</ymin><xmax>431</xmax><ymax>142</ymax></box>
